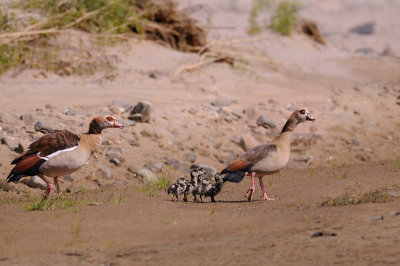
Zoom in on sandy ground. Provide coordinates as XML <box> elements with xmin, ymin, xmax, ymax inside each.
<box><xmin>0</xmin><ymin>0</ymin><xmax>400</xmax><ymax>265</ymax></box>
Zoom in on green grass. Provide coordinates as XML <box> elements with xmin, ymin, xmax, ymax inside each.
<box><xmin>140</xmin><ymin>169</ymin><xmax>173</xmax><ymax>197</ymax></box>
<box><xmin>321</xmin><ymin>190</ymin><xmax>390</xmax><ymax>207</ymax></box>
<box><xmin>333</xmin><ymin>171</ymin><xmax>348</xmax><ymax>179</ymax></box>
<box><xmin>270</xmin><ymin>0</ymin><xmax>301</xmax><ymax>35</ymax></box>
<box><xmin>24</xmin><ymin>196</ymin><xmax>78</xmax><ymax>211</ymax></box>
<box><xmin>248</xmin><ymin>0</ymin><xmax>273</xmax><ymax>34</ymax></box>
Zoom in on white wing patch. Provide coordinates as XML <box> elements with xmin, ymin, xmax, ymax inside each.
<box><xmin>37</xmin><ymin>146</ymin><xmax>78</xmax><ymax>161</ymax></box>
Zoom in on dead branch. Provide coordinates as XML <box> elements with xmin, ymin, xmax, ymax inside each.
<box><xmin>63</xmin><ymin>6</ymin><xmax>107</xmax><ymax>29</ymax></box>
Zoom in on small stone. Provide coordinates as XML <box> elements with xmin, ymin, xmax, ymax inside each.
<box><xmin>293</xmin><ymin>154</ymin><xmax>314</xmax><ymax>164</ymax></box>
<box><xmin>188</xmin><ymin>108</ymin><xmax>200</xmax><ymax>115</ymax></box>
<box><xmin>109</xmin><ymin>106</ymin><xmax>124</xmax><ymax>115</ymax></box>
<box><xmin>64</xmin><ymin>175</ymin><xmax>74</xmax><ymax>182</ymax></box>
<box><xmin>137</xmin><ymin>168</ymin><xmax>158</xmax><ymax>184</ymax></box>
<box><xmin>20</xmin><ymin>113</ymin><xmax>35</xmax><ymax>126</ymax></box>
<box><xmin>85</xmin><ymin>174</ymin><xmax>98</xmax><ymax>181</ymax></box>
<box><xmin>109</xmin><ymin>157</ymin><xmax>122</xmax><ymax>166</ymax></box>
<box><xmin>164</xmin><ymin>159</ymin><xmax>187</xmax><ymax>171</ymax></box>
<box><xmin>309</xmin><ymin>231</ymin><xmax>324</xmax><ymax>238</ymax></box>
<box><xmin>22</xmin><ymin>176</ymin><xmax>47</xmax><ymax>190</ymax></box>
<box><xmin>257</xmin><ymin>115</ymin><xmax>276</xmax><ymax>129</ymax></box>
<box><xmin>369</xmin><ymin>215</ymin><xmax>384</xmax><ymax>221</ymax></box>
<box><xmin>96</xmin><ymin>165</ymin><xmax>113</xmax><ymax>179</ymax></box>
<box><xmin>355</xmin><ymin>154</ymin><xmax>366</xmax><ymax>162</ymax></box>
<box><xmin>148</xmin><ymin>70</ymin><xmax>167</xmax><ymax>79</ymax></box>
<box><xmin>243</xmin><ymin>107</ymin><xmax>257</xmax><ymax>120</ymax></box>
<box><xmin>211</xmin><ymin>97</ymin><xmax>238</xmax><ymax>107</ymax></box>
<box><xmin>112</xmin><ymin>98</ymin><xmax>135</xmax><ymax>111</ymax></box>
<box><xmin>64</xmin><ymin>108</ymin><xmax>75</xmax><ymax>116</ymax></box>
<box><xmin>190</xmin><ymin>164</ymin><xmax>217</xmax><ymax>179</ymax></box>
<box><xmin>129</xmin><ymin>100</ymin><xmax>152</xmax><ymax>122</ymax></box>
<box><xmin>106</xmin><ymin>148</ymin><xmax>122</xmax><ymax>159</ymax></box>
<box><xmin>144</xmin><ymin>162</ymin><xmax>164</xmax><ymax>173</ymax></box>
<box><xmin>140</xmin><ymin>129</ymin><xmax>161</xmax><ymax>138</ymax></box>
<box><xmin>128</xmin><ymin>140</ymin><xmax>140</xmax><ymax>146</ymax></box>
<box><xmin>286</xmin><ymin>103</ymin><xmax>297</xmax><ymax>112</ymax></box>
<box><xmin>128</xmin><ymin>165</ymin><xmax>140</xmax><ymax>175</ymax></box>
<box><xmin>387</xmin><ymin>191</ymin><xmax>400</xmax><ymax>198</ymax></box>
<box><xmin>184</xmin><ymin>153</ymin><xmax>197</xmax><ymax>163</ymax></box>
<box><xmin>351</xmin><ymin>139</ymin><xmax>360</xmax><ymax>146</ymax></box>
<box><xmin>2</xmin><ymin>136</ymin><xmax>18</xmax><ymax>152</ymax></box>
<box><xmin>0</xmin><ymin>181</ymin><xmax>19</xmax><ymax>193</ymax></box>
<box><xmin>34</xmin><ymin>121</ymin><xmax>53</xmax><ymax>134</ymax></box>
<box><xmin>45</xmin><ymin>104</ymin><xmax>56</xmax><ymax>111</ymax></box>
<box><xmin>349</xmin><ymin>22</ymin><xmax>375</xmax><ymax>35</ymax></box>
<box><xmin>390</xmin><ymin>211</ymin><xmax>400</xmax><ymax>216</ymax></box>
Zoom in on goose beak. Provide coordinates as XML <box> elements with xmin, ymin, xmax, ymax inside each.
<box><xmin>306</xmin><ymin>114</ymin><xmax>315</xmax><ymax>122</ymax></box>
<box><xmin>113</xmin><ymin>120</ymin><xmax>124</xmax><ymax>129</ymax></box>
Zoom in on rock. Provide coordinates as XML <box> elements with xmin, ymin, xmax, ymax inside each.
<box><xmin>286</xmin><ymin>103</ymin><xmax>297</xmax><ymax>112</ymax></box>
<box><xmin>351</xmin><ymin>139</ymin><xmax>360</xmax><ymax>146</ymax></box>
<box><xmin>257</xmin><ymin>115</ymin><xmax>276</xmax><ymax>129</ymax></box>
<box><xmin>128</xmin><ymin>165</ymin><xmax>140</xmax><ymax>175</ymax></box>
<box><xmin>109</xmin><ymin>157</ymin><xmax>122</xmax><ymax>166</ymax></box>
<box><xmin>293</xmin><ymin>154</ymin><xmax>314</xmax><ymax>164</ymax></box>
<box><xmin>190</xmin><ymin>164</ymin><xmax>217</xmax><ymax>179</ymax></box>
<box><xmin>96</xmin><ymin>165</ymin><xmax>113</xmax><ymax>180</ymax></box>
<box><xmin>184</xmin><ymin>153</ymin><xmax>197</xmax><ymax>163</ymax></box>
<box><xmin>309</xmin><ymin>231</ymin><xmax>323</xmax><ymax>238</ymax></box>
<box><xmin>106</xmin><ymin>148</ymin><xmax>122</xmax><ymax>159</ymax></box>
<box><xmin>20</xmin><ymin>113</ymin><xmax>35</xmax><ymax>126</ymax></box>
<box><xmin>45</xmin><ymin>104</ymin><xmax>56</xmax><ymax>111</ymax></box>
<box><xmin>129</xmin><ymin>100</ymin><xmax>152</xmax><ymax>122</ymax></box>
<box><xmin>387</xmin><ymin>191</ymin><xmax>400</xmax><ymax>198</ymax></box>
<box><xmin>355</xmin><ymin>154</ymin><xmax>367</xmax><ymax>162</ymax></box>
<box><xmin>128</xmin><ymin>140</ymin><xmax>140</xmax><ymax>146</ymax></box>
<box><xmin>140</xmin><ymin>129</ymin><xmax>161</xmax><ymax>138</ymax></box>
<box><xmin>381</xmin><ymin>46</ymin><xmax>396</xmax><ymax>57</ymax></box>
<box><xmin>243</xmin><ymin>107</ymin><xmax>257</xmax><ymax>120</ymax></box>
<box><xmin>64</xmin><ymin>108</ymin><xmax>75</xmax><ymax>116</ymax></box>
<box><xmin>85</xmin><ymin>174</ymin><xmax>98</xmax><ymax>181</ymax></box>
<box><xmin>34</xmin><ymin>121</ymin><xmax>53</xmax><ymax>134</ymax></box>
<box><xmin>188</xmin><ymin>108</ymin><xmax>200</xmax><ymax>115</ymax></box>
<box><xmin>137</xmin><ymin>168</ymin><xmax>158</xmax><ymax>184</ymax></box>
<box><xmin>349</xmin><ymin>22</ymin><xmax>375</xmax><ymax>35</ymax></box>
<box><xmin>211</xmin><ymin>97</ymin><xmax>238</xmax><ymax>107</ymax></box>
<box><xmin>120</xmin><ymin>119</ymin><xmax>136</xmax><ymax>127</ymax></box>
<box><xmin>64</xmin><ymin>175</ymin><xmax>74</xmax><ymax>182</ymax></box>
<box><xmin>148</xmin><ymin>70</ymin><xmax>168</xmax><ymax>79</ymax></box>
<box><xmin>165</xmin><ymin>159</ymin><xmax>187</xmax><ymax>172</ymax></box>
<box><xmin>109</xmin><ymin>106</ymin><xmax>124</xmax><ymax>115</ymax></box>
<box><xmin>22</xmin><ymin>176</ymin><xmax>47</xmax><ymax>190</ymax></box>
<box><xmin>0</xmin><ymin>181</ymin><xmax>19</xmax><ymax>193</ymax></box>
<box><xmin>2</xmin><ymin>136</ymin><xmax>19</xmax><ymax>152</ymax></box>
<box><xmin>112</xmin><ymin>98</ymin><xmax>135</xmax><ymax>111</ymax></box>
<box><xmin>144</xmin><ymin>162</ymin><xmax>164</xmax><ymax>173</ymax></box>
<box><xmin>390</xmin><ymin>211</ymin><xmax>400</xmax><ymax>216</ymax></box>
<box><xmin>369</xmin><ymin>215</ymin><xmax>384</xmax><ymax>221</ymax></box>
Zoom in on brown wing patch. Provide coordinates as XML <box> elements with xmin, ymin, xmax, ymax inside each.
<box><xmin>239</xmin><ymin>144</ymin><xmax>278</xmax><ymax>164</ymax></box>
<box><xmin>12</xmin><ymin>154</ymin><xmax>42</xmax><ymax>174</ymax></box>
<box><xmin>225</xmin><ymin>158</ymin><xmax>249</xmax><ymax>171</ymax></box>
<box><xmin>28</xmin><ymin>130</ymin><xmax>80</xmax><ymax>157</ymax></box>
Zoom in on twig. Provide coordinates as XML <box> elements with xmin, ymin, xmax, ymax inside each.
<box><xmin>174</xmin><ymin>53</ymin><xmax>226</xmax><ymax>77</ymax></box>
<box><xmin>63</xmin><ymin>6</ymin><xmax>107</xmax><ymax>29</ymax></box>
<box><xmin>0</xmin><ymin>29</ymin><xmax>61</xmax><ymax>44</ymax></box>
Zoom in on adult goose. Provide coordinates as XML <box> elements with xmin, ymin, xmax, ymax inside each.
<box><xmin>221</xmin><ymin>109</ymin><xmax>315</xmax><ymax>202</ymax></box>
<box><xmin>6</xmin><ymin>115</ymin><xmax>124</xmax><ymax>197</ymax></box>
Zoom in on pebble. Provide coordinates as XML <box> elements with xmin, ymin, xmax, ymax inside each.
<box><xmin>369</xmin><ymin>215</ymin><xmax>384</xmax><ymax>221</ymax></box>
<box><xmin>64</xmin><ymin>108</ymin><xmax>75</xmax><ymax>116</ymax></box>
<box><xmin>0</xmin><ymin>181</ymin><xmax>19</xmax><ymax>193</ymax></box>
<box><xmin>286</xmin><ymin>103</ymin><xmax>297</xmax><ymax>112</ymax></box>
<box><xmin>137</xmin><ymin>168</ymin><xmax>158</xmax><ymax>184</ymax></box>
<box><xmin>387</xmin><ymin>191</ymin><xmax>400</xmax><ymax>198</ymax></box>
<box><xmin>64</xmin><ymin>175</ymin><xmax>74</xmax><ymax>182</ymax></box>
<box><xmin>128</xmin><ymin>140</ymin><xmax>140</xmax><ymax>146</ymax></box>
<box><xmin>112</xmin><ymin>98</ymin><xmax>135</xmax><ymax>111</ymax></box>
<box><xmin>85</xmin><ymin>174</ymin><xmax>98</xmax><ymax>181</ymax></box>
<box><xmin>140</xmin><ymin>129</ymin><xmax>161</xmax><ymax>139</ymax></box>
<box><xmin>211</xmin><ymin>97</ymin><xmax>238</xmax><ymax>107</ymax></box>
<box><xmin>390</xmin><ymin>211</ymin><xmax>400</xmax><ymax>216</ymax></box>
<box><xmin>349</xmin><ymin>22</ymin><xmax>375</xmax><ymax>35</ymax></box>
<box><xmin>96</xmin><ymin>165</ymin><xmax>113</xmax><ymax>179</ymax></box>
<box><xmin>190</xmin><ymin>164</ymin><xmax>217</xmax><ymax>179</ymax></box>
<box><xmin>20</xmin><ymin>113</ymin><xmax>35</xmax><ymax>125</ymax></box>
<box><xmin>257</xmin><ymin>115</ymin><xmax>276</xmax><ymax>129</ymax></box>
<box><xmin>165</xmin><ymin>158</ymin><xmax>187</xmax><ymax>171</ymax></box>
<box><xmin>109</xmin><ymin>157</ymin><xmax>122</xmax><ymax>166</ymax></box>
<box><xmin>1</xmin><ymin>136</ymin><xmax>19</xmax><ymax>152</ymax></box>
<box><xmin>243</xmin><ymin>107</ymin><xmax>257</xmax><ymax>120</ymax></box>
<box><xmin>293</xmin><ymin>154</ymin><xmax>314</xmax><ymax>164</ymax></box>
<box><xmin>144</xmin><ymin>162</ymin><xmax>164</xmax><ymax>173</ymax></box>
<box><xmin>147</xmin><ymin>70</ymin><xmax>168</xmax><ymax>79</ymax></box>
<box><xmin>106</xmin><ymin>148</ymin><xmax>122</xmax><ymax>159</ymax></box>
<box><xmin>309</xmin><ymin>231</ymin><xmax>324</xmax><ymax>238</ymax></box>
<box><xmin>351</xmin><ymin>139</ymin><xmax>360</xmax><ymax>146</ymax></box>
<box><xmin>129</xmin><ymin>100</ymin><xmax>152</xmax><ymax>122</ymax></box>
<box><xmin>34</xmin><ymin>121</ymin><xmax>53</xmax><ymax>134</ymax></box>
<box><xmin>184</xmin><ymin>152</ymin><xmax>197</xmax><ymax>163</ymax></box>
<box><xmin>22</xmin><ymin>176</ymin><xmax>47</xmax><ymax>190</ymax></box>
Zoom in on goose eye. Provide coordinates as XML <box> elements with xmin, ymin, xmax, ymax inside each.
<box><xmin>106</xmin><ymin>116</ymin><xmax>114</xmax><ymax>122</ymax></box>
<box><xmin>299</xmin><ymin>109</ymin><xmax>306</xmax><ymax>115</ymax></box>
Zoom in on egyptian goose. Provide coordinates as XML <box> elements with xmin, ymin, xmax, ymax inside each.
<box><xmin>167</xmin><ymin>177</ymin><xmax>187</xmax><ymax>201</ymax></box>
<box><xmin>6</xmin><ymin>115</ymin><xmax>124</xmax><ymax>197</ymax></box>
<box><xmin>221</xmin><ymin>109</ymin><xmax>315</xmax><ymax>202</ymax></box>
<box><xmin>205</xmin><ymin>173</ymin><xmax>223</xmax><ymax>202</ymax></box>
<box><xmin>183</xmin><ymin>168</ymin><xmax>206</xmax><ymax>202</ymax></box>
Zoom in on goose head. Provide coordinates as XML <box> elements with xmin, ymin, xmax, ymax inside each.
<box><xmin>88</xmin><ymin>115</ymin><xmax>124</xmax><ymax>134</ymax></box>
<box><xmin>297</xmin><ymin>108</ymin><xmax>315</xmax><ymax>122</ymax></box>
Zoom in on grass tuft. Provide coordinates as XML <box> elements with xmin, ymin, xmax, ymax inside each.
<box><xmin>24</xmin><ymin>196</ymin><xmax>78</xmax><ymax>211</ymax></box>
<box><xmin>270</xmin><ymin>0</ymin><xmax>301</xmax><ymax>35</ymax></box>
<box><xmin>140</xmin><ymin>169</ymin><xmax>173</xmax><ymax>197</ymax></box>
<box><xmin>321</xmin><ymin>190</ymin><xmax>390</xmax><ymax>207</ymax></box>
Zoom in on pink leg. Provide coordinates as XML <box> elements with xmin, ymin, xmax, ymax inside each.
<box><xmin>54</xmin><ymin>177</ymin><xmax>62</xmax><ymax>196</ymax></box>
<box><xmin>38</xmin><ymin>174</ymin><xmax>54</xmax><ymax>197</ymax></box>
<box><xmin>245</xmin><ymin>172</ymin><xmax>256</xmax><ymax>202</ymax></box>
<box><xmin>259</xmin><ymin>177</ymin><xmax>275</xmax><ymax>201</ymax></box>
